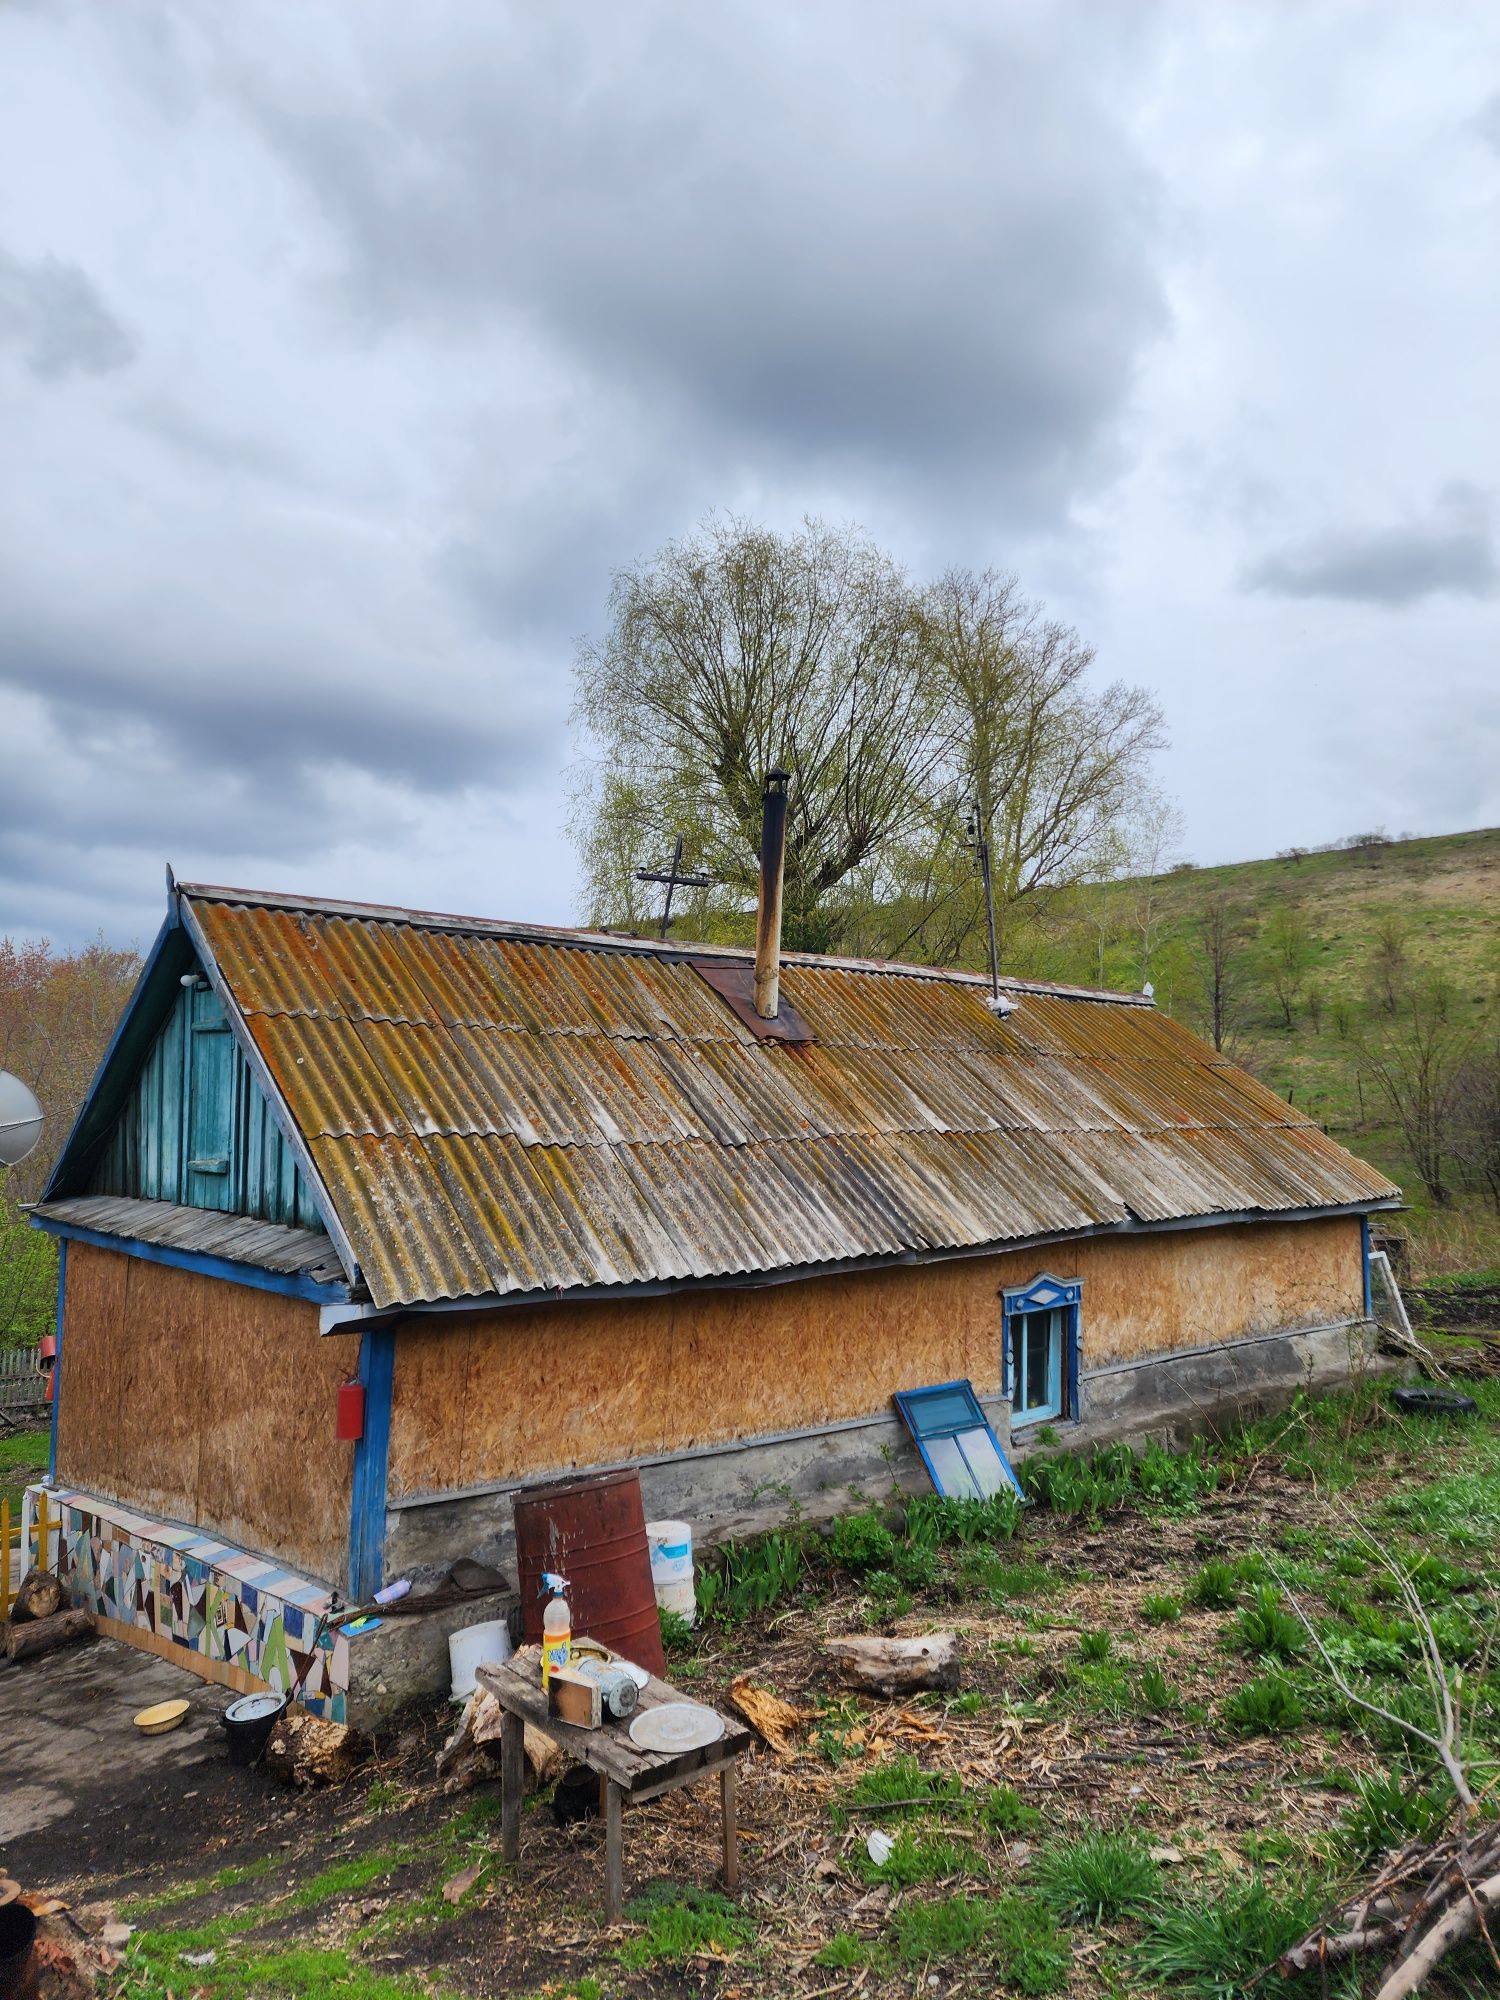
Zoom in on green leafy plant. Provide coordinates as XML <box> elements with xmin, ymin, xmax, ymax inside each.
<box><xmin>1335</xmin><ymin>1769</ymin><xmax>1449</xmax><ymax>1862</ymax></box>
<box><xmin>1077</xmin><ymin>1629</ymin><xmax>1114</xmax><ymax>1663</ymax></box>
<box><xmin>658</xmin><ymin>1607</ymin><xmax>695</xmax><ymax>1656</ymax></box>
<box><xmin>839</xmin><ymin>1753</ymin><xmax>966</xmax><ymax>1822</ymax></box>
<box><xmin>1191</xmin><ymin>1560</ymin><xmax>1240</xmax><ymax>1610</ymax></box>
<box><xmin>1233</xmin><ymin>1586</ymin><xmax>1305</xmax><ymax>1663</ymax></box>
<box><xmin>859</xmin><ymin>1826</ymin><xmax>977</xmax><ymax>1887</ymax></box>
<box><xmin>695</xmin><ymin>1529</ymin><xmax>805</xmax><ymax>1625</ymax></box>
<box><xmin>1223</xmin><ymin>1674</ymin><xmax>1305</xmax><ymax>1736</ymax></box>
<box><xmin>1141</xmin><ymin>1592</ymin><xmax>1183</xmax><ymax>1625</ymax></box>
<box><xmin>827</xmin><ymin>1507</ymin><xmax>898</xmax><ymax>1573</ymax></box>
<box><xmin>812</xmin><ymin>1932</ymin><xmax>876</xmax><ymax>1970</ymax></box>
<box><xmin>906</xmin><ymin>1490</ymin><xmax>1022</xmax><ymax>1548</ymax></box>
<box><xmin>1033</xmin><ymin>1832</ymin><xmax>1160</xmax><ymax>1924</ymax></box>
<box><xmin>1139</xmin><ymin>1666</ymin><xmax>1178</xmax><ymax>1715</ymax></box>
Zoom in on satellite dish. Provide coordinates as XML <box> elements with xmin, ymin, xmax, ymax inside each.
<box><xmin>0</xmin><ymin>1072</ymin><xmax>44</xmax><ymax>1168</ymax></box>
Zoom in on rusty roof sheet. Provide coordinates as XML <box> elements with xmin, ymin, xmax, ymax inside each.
<box><xmin>181</xmin><ymin>886</ymin><xmax>1400</xmax><ymax>1309</ymax></box>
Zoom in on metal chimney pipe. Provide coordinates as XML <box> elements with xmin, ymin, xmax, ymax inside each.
<box><xmin>754</xmin><ymin>767</ymin><xmax>791</xmax><ymax>1020</ymax></box>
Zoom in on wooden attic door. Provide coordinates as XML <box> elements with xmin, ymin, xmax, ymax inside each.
<box><xmin>184</xmin><ymin>983</ymin><xmax>235</xmax><ymax>1210</ymax></box>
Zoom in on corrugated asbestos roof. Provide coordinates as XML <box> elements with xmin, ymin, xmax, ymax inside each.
<box><xmin>35</xmin><ymin>1194</ymin><xmax>345</xmax><ymax>1282</ymax></box>
<box><xmin>178</xmin><ymin>886</ymin><xmax>1399</xmax><ymax>1310</ymax></box>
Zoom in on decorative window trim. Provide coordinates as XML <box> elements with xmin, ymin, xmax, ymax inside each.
<box><xmin>1001</xmin><ymin>1273</ymin><xmax>1083</xmax><ymax>1427</ymax></box>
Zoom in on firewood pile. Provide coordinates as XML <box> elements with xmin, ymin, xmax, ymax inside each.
<box><xmin>1278</xmin><ymin>1814</ymin><xmax>1500</xmax><ymax>1999</ymax></box>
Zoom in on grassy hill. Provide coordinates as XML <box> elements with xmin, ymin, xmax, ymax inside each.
<box><xmin>1061</xmin><ymin>826</ymin><xmax>1500</xmax><ymax>1278</ymax></box>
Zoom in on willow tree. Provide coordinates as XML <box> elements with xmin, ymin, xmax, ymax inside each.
<box><xmin>877</xmin><ymin>568</ymin><xmax>1167</xmax><ymax>967</ymax></box>
<box><xmin>571</xmin><ymin>516</ymin><xmax>948</xmax><ymax>951</ymax></box>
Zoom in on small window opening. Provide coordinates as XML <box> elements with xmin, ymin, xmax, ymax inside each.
<box><xmin>1003</xmin><ymin>1275</ymin><xmax>1082</xmax><ymax>1428</ymax></box>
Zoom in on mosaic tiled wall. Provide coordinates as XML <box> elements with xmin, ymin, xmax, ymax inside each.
<box><xmin>42</xmin><ymin>1487</ymin><xmax>351</xmax><ymax>1722</ymax></box>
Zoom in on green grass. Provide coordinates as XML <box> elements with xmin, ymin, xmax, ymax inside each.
<box><xmin>1191</xmin><ymin>1560</ymin><xmax>1241</xmax><ymax>1610</ymax></box>
<box><xmin>889</xmin><ymin>1892</ymin><xmax>1069</xmax><ymax>1991</ymax></box>
<box><xmin>119</xmin><ymin>1938</ymin><xmax>440</xmax><ymax>2000</ymax></box>
<box><xmin>615</xmin><ymin>1886</ymin><xmax>753</xmax><ymax>1969</ymax></box>
<box><xmin>1077</xmin><ymin>1629</ymin><xmax>1114</xmax><ymax>1662</ymax></box>
<box><xmin>0</xmin><ymin>1426</ymin><xmax>48</xmax><ymax>1513</ymax></box>
<box><xmin>1033</xmin><ymin>1832</ymin><xmax>1161</xmax><ymax>1924</ymax></box>
<box><xmin>1134</xmin><ymin>1874</ymin><xmax>1332</xmax><ymax>1998</ymax></box>
<box><xmin>122</xmin><ymin>1856</ymin><xmax>280</xmax><ymax>1918</ymax></box>
<box><xmin>838</xmin><ymin>1752</ymin><xmax>967</xmax><ymax>1823</ymax></box>
<box><xmin>1142</xmin><ymin>1592</ymin><xmax>1183</xmax><ymax>1625</ymax></box>
<box><xmin>1231</xmin><ymin>1586</ymin><xmax>1305</xmax><ymax>1663</ymax></box>
<box><xmin>859</xmin><ymin>1826</ymin><xmax>982</xmax><ymax>1887</ymax></box>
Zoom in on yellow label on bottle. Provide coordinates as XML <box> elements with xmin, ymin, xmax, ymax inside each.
<box><xmin>542</xmin><ymin>1634</ymin><xmax>570</xmax><ymax>1686</ymax></box>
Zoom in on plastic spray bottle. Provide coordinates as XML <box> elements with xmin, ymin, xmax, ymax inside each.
<box><xmin>540</xmin><ymin>1571</ymin><xmax>571</xmax><ymax>1688</ymax></box>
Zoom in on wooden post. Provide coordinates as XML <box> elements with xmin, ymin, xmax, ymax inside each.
<box><xmin>37</xmin><ymin>1488</ymin><xmax>49</xmax><ymax>1574</ymax></box>
<box><xmin>605</xmin><ymin>1779</ymin><xmax>624</xmax><ymax>1924</ymax></box>
<box><xmin>499</xmin><ymin>1709</ymin><xmax>524</xmax><ymax>1865</ymax></box>
<box><xmin>720</xmin><ymin>1760</ymin><xmax>739</xmax><ymax>1891</ymax></box>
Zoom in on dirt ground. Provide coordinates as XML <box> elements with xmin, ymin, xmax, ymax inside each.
<box><xmin>5</xmin><ymin>1377</ymin><xmax>1499</xmax><ymax>1999</ymax></box>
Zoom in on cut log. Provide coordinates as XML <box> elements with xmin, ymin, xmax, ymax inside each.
<box><xmin>10</xmin><ymin>1568</ymin><xmax>64</xmax><ymax>1625</ymax></box>
<box><xmin>5</xmin><ymin>1607</ymin><xmax>95</xmax><ymax>1663</ymax></box>
<box><xmin>826</xmin><ymin>1632</ymin><xmax>960</xmax><ymax>1697</ymax></box>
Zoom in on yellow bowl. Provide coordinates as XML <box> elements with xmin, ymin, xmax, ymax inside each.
<box><xmin>134</xmin><ymin>1698</ymin><xmax>190</xmax><ymax>1735</ymax></box>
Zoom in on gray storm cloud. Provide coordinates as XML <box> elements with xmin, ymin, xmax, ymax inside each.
<box><xmin>1246</xmin><ymin>486</ymin><xmax>1499</xmax><ymax>608</ymax></box>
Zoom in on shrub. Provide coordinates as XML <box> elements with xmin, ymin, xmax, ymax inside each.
<box><xmin>1233</xmin><ymin>1587</ymin><xmax>1305</xmax><ymax>1663</ymax></box>
<box><xmin>1141</xmin><ymin>1593</ymin><xmax>1183</xmax><ymax>1625</ymax></box>
<box><xmin>1223</xmin><ymin>1674</ymin><xmax>1305</xmax><ymax>1736</ymax></box>
<box><xmin>1191</xmin><ymin>1561</ymin><xmax>1240</xmax><ymax>1610</ymax></box>
<box><xmin>1033</xmin><ymin>1831</ymin><xmax>1160</xmax><ymax>1924</ymax></box>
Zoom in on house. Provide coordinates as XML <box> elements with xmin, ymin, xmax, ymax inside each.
<box><xmin>30</xmin><ymin>840</ymin><xmax>1400</xmax><ymax>1719</ymax></box>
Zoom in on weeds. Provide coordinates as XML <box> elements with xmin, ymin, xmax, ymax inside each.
<box><xmin>1223</xmin><ymin>1674</ymin><xmax>1306</xmax><ymax>1736</ymax></box>
<box><xmin>1033</xmin><ymin>1832</ymin><xmax>1161</xmax><ymax>1924</ymax></box>
<box><xmin>1232</xmin><ymin>1586</ymin><xmax>1305</xmax><ymax>1662</ymax></box>
<box><xmin>906</xmin><ymin>1489</ymin><xmax>1022</xmax><ymax>1548</ymax></box>
<box><xmin>859</xmin><ymin>1827</ymin><xmax>979</xmax><ymax>1887</ymax></box>
<box><xmin>658</xmin><ymin>1607</ymin><xmax>695</xmax><ymax>1655</ymax></box>
<box><xmin>1191</xmin><ymin>1560</ymin><xmax>1240</xmax><ymax>1610</ymax></box>
<box><xmin>1334</xmin><ymin>1769</ymin><xmax>1449</xmax><ymax>1862</ymax></box>
<box><xmin>1077</xmin><ymin>1629</ymin><xmax>1114</xmax><ymax>1662</ymax></box>
<box><xmin>1142</xmin><ymin>1592</ymin><xmax>1183</xmax><ymax>1625</ymax></box>
<box><xmin>889</xmin><ymin>1893</ymin><xmax>1069</xmax><ymax>1992</ymax></box>
<box><xmin>1140</xmin><ymin>1665</ymin><xmax>1178</xmax><ymax>1715</ymax></box>
<box><xmin>695</xmin><ymin>1530</ymin><xmax>805</xmax><ymax>1624</ymax></box>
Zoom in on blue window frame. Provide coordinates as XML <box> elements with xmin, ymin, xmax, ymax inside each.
<box><xmin>1002</xmin><ymin>1274</ymin><xmax>1082</xmax><ymax>1428</ymax></box>
<box><xmin>893</xmin><ymin>1379</ymin><xmax>1024</xmax><ymax>1500</ymax></box>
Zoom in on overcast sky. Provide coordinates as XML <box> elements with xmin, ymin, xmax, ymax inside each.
<box><xmin>2</xmin><ymin>3</ymin><xmax>1497</xmax><ymax>951</ymax></box>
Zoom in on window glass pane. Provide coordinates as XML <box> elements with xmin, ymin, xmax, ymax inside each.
<box><xmin>924</xmin><ymin>1434</ymin><xmax>979</xmax><ymax>1498</ymax></box>
<box><xmin>956</xmin><ymin>1427</ymin><xmax>1006</xmax><ymax>1498</ymax></box>
<box><xmin>1024</xmin><ymin>1310</ymin><xmax>1051</xmax><ymax>1411</ymax></box>
<box><xmin>905</xmin><ymin>1386</ymin><xmax>981</xmax><ymax>1435</ymax></box>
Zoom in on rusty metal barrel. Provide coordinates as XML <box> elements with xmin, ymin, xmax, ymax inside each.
<box><xmin>513</xmin><ymin>1466</ymin><xmax>666</xmax><ymax>1677</ymax></box>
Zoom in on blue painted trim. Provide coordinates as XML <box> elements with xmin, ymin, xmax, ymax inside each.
<box><xmin>27</xmin><ymin>1215</ymin><xmax>350</xmax><ymax>1304</ymax></box>
<box><xmin>349</xmin><ymin>1326</ymin><xmax>395</xmax><ymax>1601</ymax></box>
<box><xmin>42</xmin><ymin>915</ymin><xmax>184</xmax><ymax>1201</ymax></box>
<box><xmin>48</xmin><ymin>1240</ymin><xmax>66</xmax><ymax>1481</ymax></box>
<box><xmin>1361</xmin><ymin>1215</ymin><xmax>1373</xmax><ymax>1319</ymax></box>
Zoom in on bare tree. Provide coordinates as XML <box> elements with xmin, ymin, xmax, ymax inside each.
<box><xmin>1451</xmin><ymin>1030</ymin><xmax>1500</xmax><ymax>1210</ymax></box>
<box><xmin>1357</xmin><ymin>974</ymin><xmax>1477</xmax><ymax>1205</ymax></box>
<box><xmin>1187</xmin><ymin>892</ymin><xmax>1252</xmax><ymax>1052</ymax></box>
<box><xmin>1369</xmin><ymin>909</ymin><xmax>1412</xmax><ymax>1015</ymax></box>
<box><xmin>1261</xmin><ymin>898</ymin><xmax>1317</xmax><ymax>1030</ymax></box>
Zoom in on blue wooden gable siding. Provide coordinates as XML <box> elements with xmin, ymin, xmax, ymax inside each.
<box><xmin>90</xmin><ymin>978</ymin><xmax>322</xmax><ymax>1230</ymax></box>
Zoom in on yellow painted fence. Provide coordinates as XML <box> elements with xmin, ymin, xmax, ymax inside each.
<box><xmin>1</xmin><ymin>1489</ymin><xmax>57</xmax><ymax>1620</ymax></box>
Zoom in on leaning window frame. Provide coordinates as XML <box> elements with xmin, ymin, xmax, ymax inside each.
<box><xmin>1002</xmin><ymin>1273</ymin><xmax>1083</xmax><ymax>1428</ymax></box>
<box><xmin>892</xmin><ymin>1378</ymin><xmax>1025</xmax><ymax>1501</ymax></box>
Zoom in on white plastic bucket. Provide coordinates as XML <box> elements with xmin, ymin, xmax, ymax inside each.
<box><xmin>646</xmin><ymin>1519</ymin><xmax>696</xmax><ymax>1625</ymax></box>
<box><xmin>448</xmin><ymin>1617</ymin><xmax>513</xmax><ymax>1701</ymax></box>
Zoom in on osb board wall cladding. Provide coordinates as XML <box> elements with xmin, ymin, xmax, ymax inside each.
<box><xmin>387</xmin><ymin>1216</ymin><xmax>1363</xmax><ymax>1498</ymax></box>
<box><xmin>57</xmin><ymin>1242</ymin><xmax>353</xmax><ymax>1584</ymax></box>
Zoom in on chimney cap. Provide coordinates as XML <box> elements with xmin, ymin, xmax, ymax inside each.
<box><xmin>764</xmin><ymin>766</ymin><xmax>791</xmax><ymax>789</ymax></box>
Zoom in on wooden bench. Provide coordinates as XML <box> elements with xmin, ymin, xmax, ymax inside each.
<box><xmin>477</xmin><ymin>1645</ymin><xmax>752</xmax><ymax>1923</ymax></box>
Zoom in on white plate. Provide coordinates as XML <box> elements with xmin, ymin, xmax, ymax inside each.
<box><xmin>628</xmin><ymin>1702</ymin><xmax>724</xmax><ymax>1753</ymax></box>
